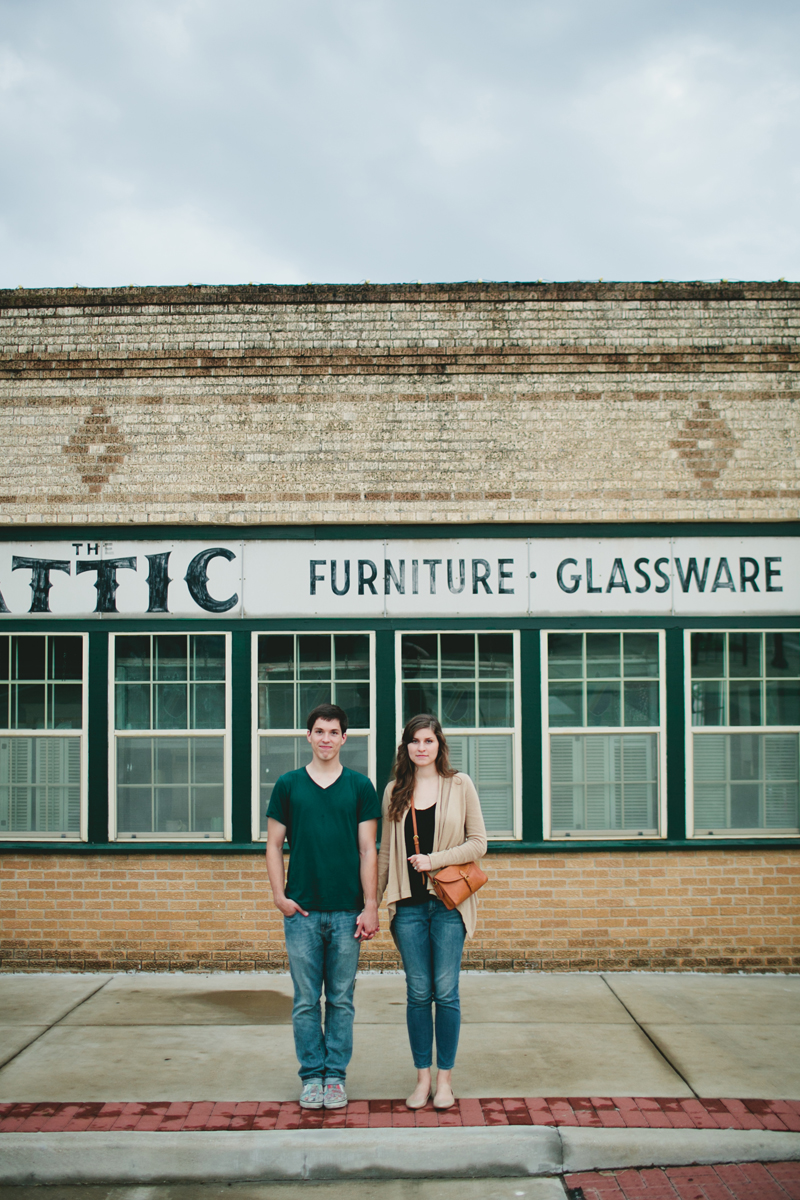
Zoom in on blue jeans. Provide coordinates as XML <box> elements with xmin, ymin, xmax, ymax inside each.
<box><xmin>391</xmin><ymin>897</ymin><xmax>466</xmax><ymax>1071</ymax></box>
<box><xmin>283</xmin><ymin>910</ymin><xmax>361</xmax><ymax>1083</ymax></box>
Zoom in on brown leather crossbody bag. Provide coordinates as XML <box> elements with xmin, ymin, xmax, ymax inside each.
<box><xmin>410</xmin><ymin>792</ymin><xmax>488</xmax><ymax>910</ymax></box>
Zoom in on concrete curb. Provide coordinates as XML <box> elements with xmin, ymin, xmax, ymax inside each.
<box><xmin>0</xmin><ymin>1127</ymin><xmax>798</xmax><ymax>1184</ymax></box>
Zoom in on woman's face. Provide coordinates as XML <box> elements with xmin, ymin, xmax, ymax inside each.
<box><xmin>407</xmin><ymin>727</ymin><xmax>440</xmax><ymax>769</ymax></box>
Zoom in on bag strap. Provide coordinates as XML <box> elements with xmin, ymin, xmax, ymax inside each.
<box><xmin>410</xmin><ymin>791</ymin><xmax>420</xmax><ymax>852</ymax></box>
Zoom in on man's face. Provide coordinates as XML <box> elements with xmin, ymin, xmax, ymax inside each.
<box><xmin>307</xmin><ymin>718</ymin><xmax>346</xmax><ymax>761</ymax></box>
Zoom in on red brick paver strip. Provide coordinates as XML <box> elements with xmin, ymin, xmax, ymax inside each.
<box><xmin>0</xmin><ymin>1097</ymin><xmax>795</xmax><ymax>1133</ymax></box>
<box><xmin>566</xmin><ymin>1161</ymin><xmax>800</xmax><ymax>1199</ymax></box>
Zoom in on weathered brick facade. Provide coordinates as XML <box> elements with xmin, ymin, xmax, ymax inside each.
<box><xmin>0</xmin><ymin>281</ymin><xmax>798</xmax><ymax>973</ymax></box>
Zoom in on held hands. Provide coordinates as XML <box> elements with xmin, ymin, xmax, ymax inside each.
<box><xmin>355</xmin><ymin>902</ymin><xmax>380</xmax><ymax>941</ymax></box>
<box><xmin>275</xmin><ymin>896</ymin><xmax>309</xmax><ymax>918</ymax></box>
<box><xmin>408</xmin><ymin>854</ymin><xmax>432</xmax><ymax>873</ymax></box>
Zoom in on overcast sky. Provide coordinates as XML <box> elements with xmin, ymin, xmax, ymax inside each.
<box><xmin>1</xmin><ymin>0</ymin><xmax>799</xmax><ymax>287</ymax></box>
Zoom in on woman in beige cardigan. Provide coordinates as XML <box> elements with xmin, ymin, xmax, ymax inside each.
<box><xmin>378</xmin><ymin>714</ymin><xmax>487</xmax><ymax>1111</ymax></box>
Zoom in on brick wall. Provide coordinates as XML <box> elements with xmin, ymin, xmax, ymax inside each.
<box><xmin>1</xmin><ymin>281</ymin><xmax>798</xmax><ymax>526</ymax></box>
<box><xmin>2</xmin><ymin>850</ymin><xmax>797</xmax><ymax>973</ymax></box>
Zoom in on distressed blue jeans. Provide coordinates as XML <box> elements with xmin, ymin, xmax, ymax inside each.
<box><xmin>283</xmin><ymin>910</ymin><xmax>361</xmax><ymax>1083</ymax></box>
<box><xmin>391</xmin><ymin>897</ymin><xmax>466</xmax><ymax>1071</ymax></box>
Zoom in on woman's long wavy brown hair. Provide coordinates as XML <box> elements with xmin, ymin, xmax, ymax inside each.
<box><xmin>387</xmin><ymin>714</ymin><xmax>457</xmax><ymax>821</ymax></box>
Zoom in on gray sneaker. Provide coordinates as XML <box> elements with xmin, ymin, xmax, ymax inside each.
<box><xmin>323</xmin><ymin>1081</ymin><xmax>348</xmax><ymax>1109</ymax></box>
<box><xmin>299</xmin><ymin>1079</ymin><xmax>324</xmax><ymax>1109</ymax></box>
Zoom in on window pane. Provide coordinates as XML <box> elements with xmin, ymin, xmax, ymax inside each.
<box><xmin>403</xmin><ymin>680</ymin><xmax>438</xmax><ymax>723</ymax></box>
<box><xmin>766</xmin><ymin>633</ymin><xmax>800</xmax><ymax>679</ymax></box>
<box><xmin>191</xmin><ymin>635</ymin><xmax>225</xmax><ymax>681</ymax></box>
<box><xmin>261</xmin><ymin>683</ymin><xmax>295</xmax><ymax>729</ymax></box>
<box><xmin>0</xmin><ymin>638</ymin><xmax>8</xmax><ymax>680</ymax></box>
<box><xmin>587</xmin><ymin>681</ymin><xmax>621</xmax><ymax>727</ymax></box>
<box><xmin>550</xmin><ymin>733</ymin><xmax>658</xmax><ymax>833</ymax></box>
<box><xmin>154</xmin><ymin>635</ymin><xmax>187</xmax><ymax>682</ymax></box>
<box><xmin>623</xmin><ymin>633</ymin><xmax>659</xmax><ymax>678</ymax></box>
<box><xmin>0</xmin><ymin>736</ymin><xmax>81</xmax><ymax>833</ymax></box>
<box><xmin>0</xmin><ymin>686</ymin><xmax>8</xmax><ymax>729</ymax></box>
<box><xmin>155</xmin><ymin>737</ymin><xmax>189</xmax><ymax>784</ymax></box>
<box><xmin>12</xmin><ymin>684</ymin><xmax>45</xmax><ymax>729</ymax></box>
<box><xmin>298</xmin><ymin>683</ymin><xmax>333</xmax><ymax>725</ymax></box>
<box><xmin>624</xmin><ymin>681</ymin><xmax>659</xmax><ymax>726</ymax></box>
<box><xmin>586</xmin><ymin>633</ymin><xmax>620</xmax><ymax>679</ymax></box>
<box><xmin>549</xmin><ymin>683</ymin><xmax>583</xmax><ymax>727</ymax></box>
<box><xmin>117</xmin><ymin>736</ymin><xmax>224</xmax><ymax>837</ymax></box>
<box><xmin>49</xmin><ymin>637</ymin><xmax>83</xmax><ymax>681</ymax></box>
<box><xmin>49</xmin><ymin>684</ymin><xmax>82</xmax><ymax>730</ymax></box>
<box><xmin>691</xmin><ymin>632</ymin><xmax>725</xmax><ymax>678</ymax></box>
<box><xmin>116</xmin><ymin>684</ymin><xmax>150</xmax><ymax>730</ymax></box>
<box><xmin>117</xmin><ymin>738</ymin><xmax>152</xmax><ymax>785</ymax></box>
<box><xmin>478</xmin><ymin>682</ymin><xmax>513</xmax><ymax>727</ymax></box>
<box><xmin>448</xmin><ymin>734</ymin><xmax>514</xmax><ymax>834</ymax></box>
<box><xmin>548</xmin><ymin>633</ymin><xmax>582</xmax><ymax>680</ymax></box>
<box><xmin>441</xmin><ymin>634</ymin><xmax>475</xmax><ymax>679</ymax></box>
<box><xmin>478</xmin><ymin>634</ymin><xmax>513</xmax><ymax>679</ymax></box>
<box><xmin>154</xmin><ymin>684</ymin><xmax>187</xmax><ymax>730</ymax></box>
<box><xmin>340</xmin><ymin>736</ymin><xmax>369</xmax><ymax>778</ymax></box>
<box><xmin>191</xmin><ymin>683</ymin><xmax>225</xmax><ymax>729</ymax></box>
<box><xmin>402</xmin><ymin>634</ymin><xmax>438</xmax><ymax>679</ymax></box>
<box><xmin>298</xmin><ymin>635</ymin><xmax>331</xmax><ymax>680</ymax></box>
<box><xmin>155</xmin><ymin>786</ymin><xmax>190</xmax><ymax>832</ymax></box>
<box><xmin>117</xmin><ymin>787</ymin><xmax>153</xmax><ymax>832</ymax></box>
<box><xmin>260</xmin><ymin>734</ymin><xmax>307</xmax><ymax>833</ymax></box>
<box><xmin>766</xmin><ymin>682</ymin><xmax>800</xmax><ymax>726</ymax></box>
<box><xmin>441</xmin><ymin>681</ymin><xmax>475</xmax><ymax>727</ymax></box>
<box><xmin>693</xmin><ymin>732</ymin><xmax>800</xmax><ymax>832</ymax></box>
<box><xmin>334</xmin><ymin>635</ymin><xmax>370</xmax><ymax>680</ymax></box>
<box><xmin>258</xmin><ymin>634</ymin><xmax>294</xmax><ymax>681</ymax></box>
<box><xmin>12</xmin><ymin>637</ymin><xmax>45</xmax><ymax>681</ymax></box>
<box><xmin>334</xmin><ymin>682</ymin><xmax>370</xmax><ymax>729</ymax></box>
<box><xmin>729</xmin><ymin>682</ymin><xmax>761</xmax><ymax>726</ymax></box>
<box><xmin>115</xmin><ymin>636</ymin><xmax>150</xmax><ymax>682</ymax></box>
<box><xmin>692</xmin><ymin>680</ymin><xmax>725</xmax><ymax>726</ymax></box>
<box><xmin>729</xmin><ymin>633</ymin><xmax>762</xmax><ymax>678</ymax></box>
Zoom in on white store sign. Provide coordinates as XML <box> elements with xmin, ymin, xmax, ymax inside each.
<box><xmin>0</xmin><ymin>537</ymin><xmax>795</xmax><ymax>619</ymax></box>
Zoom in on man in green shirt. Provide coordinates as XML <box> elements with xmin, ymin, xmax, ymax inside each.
<box><xmin>266</xmin><ymin>703</ymin><xmax>380</xmax><ymax>1110</ymax></box>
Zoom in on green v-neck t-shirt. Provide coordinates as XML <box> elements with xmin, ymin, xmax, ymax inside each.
<box><xmin>266</xmin><ymin>766</ymin><xmax>381</xmax><ymax>912</ymax></box>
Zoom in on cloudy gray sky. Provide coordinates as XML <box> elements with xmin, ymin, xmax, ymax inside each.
<box><xmin>1</xmin><ymin>0</ymin><xmax>799</xmax><ymax>286</ymax></box>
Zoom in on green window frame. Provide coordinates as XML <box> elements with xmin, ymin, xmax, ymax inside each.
<box><xmin>252</xmin><ymin>631</ymin><xmax>376</xmax><ymax>840</ymax></box>
<box><xmin>542</xmin><ymin>630</ymin><xmax>667</xmax><ymax>840</ymax></box>
<box><xmin>686</xmin><ymin>630</ymin><xmax>800</xmax><ymax>837</ymax></box>
<box><xmin>0</xmin><ymin>633</ymin><xmax>88</xmax><ymax>841</ymax></box>
<box><xmin>396</xmin><ymin>630</ymin><xmax>521</xmax><ymax>840</ymax></box>
<box><xmin>109</xmin><ymin>632</ymin><xmax>232</xmax><ymax>841</ymax></box>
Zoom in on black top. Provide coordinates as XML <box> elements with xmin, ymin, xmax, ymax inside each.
<box><xmin>396</xmin><ymin>803</ymin><xmax>437</xmax><ymax>907</ymax></box>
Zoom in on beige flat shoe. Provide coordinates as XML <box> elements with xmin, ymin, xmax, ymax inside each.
<box><xmin>433</xmin><ymin>1086</ymin><xmax>455</xmax><ymax>1110</ymax></box>
<box><xmin>405</xmin><ymin>1088</ymin><xmax>432</xmax><ymax>1110</ymax></box>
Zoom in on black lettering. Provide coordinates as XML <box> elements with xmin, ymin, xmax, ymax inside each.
<box><xmin>77</xmin><ymin>556</ymin><xmax>137</xmax><ymax>613</ymax></box>
<box><xmin>309</xmin><ymin>560</ymin><xmax>326</xmax><ymax>596</ymax></box>
<box><xmin>766</xmin><ymin>557</ymin><xmax>783</xmax><ymax>593</ymax></box>
<box><xmin>498</xmin><ymin>559</ymin><xmax>514</xmax><ymax>595</ymax></box>
<box><xmin>586</xmin><ymin>558</ymin><xmax>601</xmax><ymax>593</ymax></box>
<box><xmin>184</xmin><ymin>548</ymin><xmax>238</xmax><ymax>613</ymax></box>
<box><xmin>654</xmin><ymin>557</ymin><xmax>671</xmax><ymax>593</ymax></box>
<box><xmin>332</xmin><ymin>560</ymin><xmax>350</xmax><ymax>596</ymax></box>
<box><xmin>472</xmin><ymin>558</ymin><xmax>492</xmax><ymax>594</ymax></box>
<box><xmin>606</xmin><ymin>558</ymin><xmax>630</xmax><ymax>593</ymax></box>
<box><xmin>0</xmin><ymin>585</ymin><xmax>9</xmax><ymax>614</ymax></box>
<box><xmin>711</xmin><ymin>557</ymin><xmax>736</xmax><ymax>593</ymax></box>
<box><xmin>447</xmin><ymin>559</ymin><xmax>466</xmax><ymax>594</ymax></box>
<box><xmin>71</xmin><ymin>543</ymin><xmax>82</xmax><ymax>554</ymax></box>
<box><xmin>740</xmin><ymin>557</ymin><xmax>760</xmax><ymax>592</ymax></box>
<box><xmin>412</xmin><ymin>560</ymin><xmax>419</xmax><ymax>595</ymax></box>
<box><xmin>12</xmin><ymin>556</ymin><xmax>70</xmax><ymax>613</ymax></box>
<box><xmin>557</xmin><ymin>558</ymin><xmax>581</xmax><ymax>594</ymax></box>
<box><xmin>675</xmin><ymin>557</ymin><xmax>710</xmax><ymax>593</ymax></box>
<box><xmin>86</xmin><ymin>542</ymin><xmax>100</xmax><ymax>556</ymax></box>
<box><xmin>634</xmin><ymin>558</ymin><xmax>651</xmax><ymax>593</ymax></box>
<box><xmin>358</xmin><ymin>560</ymin><xmax>378</xmax><ymax>595</ymax></box>
<box><xmin>423</xmin><ymin>559</ymin><xmax>442</xmax><ymax>594</ymax></box>
<box><xmin>145</xmin><ymin>552</ymin><xmax>171</xmax><ymax>613</ymax></box>
<box><xmin>384</xmin><ymin>560</ymin><xmax>403</xmax><ymax>595</ymax></box>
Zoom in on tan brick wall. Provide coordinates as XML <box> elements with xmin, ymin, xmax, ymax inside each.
<box><xmin>1</xmin><ymin>282</ymin><xmax>798</xmax><ymax>526</ymax></box>
<box><xmin>2</xmin><ymin>850</ymin><xmax>797</xmax><ymax>974</ymax></box>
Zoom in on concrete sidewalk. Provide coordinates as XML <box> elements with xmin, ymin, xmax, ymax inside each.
<box><xmin>0</xmin><ymin>969</ymin><xmax>798</xmax><ymax>1102</ymax></box>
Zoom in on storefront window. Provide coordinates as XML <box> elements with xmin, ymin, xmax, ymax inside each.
<box><xmin>255</xmin><ymin>632</ymin><xmax>374</xmax><ymax>837</ymax></box>
<box><xmin>689</xmin><ymin>631</ymin><xmax>800</xmax><ymax>835</ymax></box>
<box><xmin>399</xmin><ymin>632</ymin><xmax>519</xmax><ymax>838</ymax></box>
<box><xmin>112</xmin><ymin>634</ymin><xmax>229</xmax><ymax>839</ymax></box>
<box><xmin>0</xmin><ymin>635</ymin><xmax>85</xmax><ymax>838</ymax></box>
<box><xmin>544</xmin><ymin>631</ymin><xmax>665</xmax><ymax>837</ymax></box>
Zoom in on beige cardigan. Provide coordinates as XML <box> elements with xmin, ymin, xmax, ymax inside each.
<box><xmin>377</xmin><ymin>773</ymin><xmax>488</xmax><ymax>939</ymax></box>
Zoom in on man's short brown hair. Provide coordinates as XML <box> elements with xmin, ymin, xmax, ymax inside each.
<box><xmin>306</xmin><ymin>703</ymin><xmax>348</xmax><ymax>734</ymax></box>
